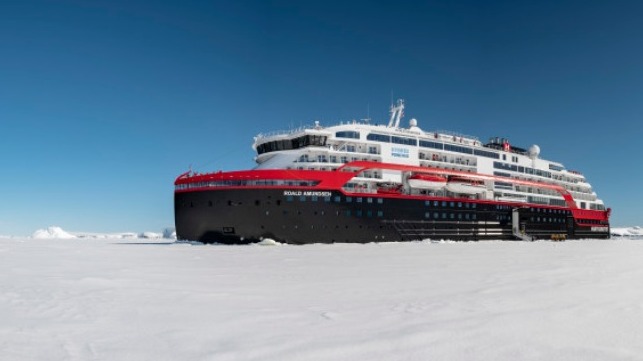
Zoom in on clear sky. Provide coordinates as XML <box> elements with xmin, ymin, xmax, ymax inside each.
<box><xmin>1</xmin><ymin>0</ymin><xmax>642</xmax><ymax>235</ymax></box>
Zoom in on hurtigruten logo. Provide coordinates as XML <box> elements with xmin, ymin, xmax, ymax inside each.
<box><xmin>391</xmin><ymin>147</ymin><xmax>409</xmax><ymax>158</ymax></box>
<box><xmin>284</xmin><ymin>190</ymin><xmax>332</xmax><ymax>197</ymax></box>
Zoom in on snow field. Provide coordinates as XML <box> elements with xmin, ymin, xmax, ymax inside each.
<box><xmin>1</xmin><ymin>238</ymin><xmax>642</xmax><ymax>361</ymax></box>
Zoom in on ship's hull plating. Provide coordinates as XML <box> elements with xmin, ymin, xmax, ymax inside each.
<box><xmin>175</xmin><ymin>188</ymin><xmax>610</xmax><ymax>244</ymax></box>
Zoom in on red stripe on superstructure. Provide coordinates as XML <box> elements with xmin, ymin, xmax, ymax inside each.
<box><xmin>175</xmin><ymin>161</ymin><xmax>610</xmax><ymax>220</ymax></box>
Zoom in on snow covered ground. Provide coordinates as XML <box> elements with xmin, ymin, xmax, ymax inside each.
<box><xmin>1</xmin><ymin>234</ymin><xmax>643</xmax><ymax>361</ymax></box>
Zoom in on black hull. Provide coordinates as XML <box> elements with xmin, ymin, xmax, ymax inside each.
<box><xmin>174</xmin><ymin>188</ymin><xmax>610</xmax><ymax>244</ymax></box>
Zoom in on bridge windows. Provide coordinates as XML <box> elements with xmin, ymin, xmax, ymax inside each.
<box><xmin>336</xmin><ymin>131</ymin><xmax>360</xmax><ymax>139</ymax></box>
<box><xmin>257</xmin><ymin>135</ymin><xmax>328</xmax><ymax>155</ymax></box>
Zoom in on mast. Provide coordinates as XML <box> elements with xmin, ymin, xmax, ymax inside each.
<box><xmin>387</xmin><ymin>99</ymin><xmax>405</xmax><ymax>128</ymax></box>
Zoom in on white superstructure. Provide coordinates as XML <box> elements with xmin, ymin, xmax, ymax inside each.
<box><xmin>253</xmin><ymin>100</ymin><xmax>605</xmax><ymax>211</ymax></box>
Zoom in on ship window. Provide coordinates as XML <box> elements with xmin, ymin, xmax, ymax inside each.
<box><xmin>442</xmin><ymin>201</ymin><xmax>447</xmax><ymax>207</ymax></box>
<box><xmin>356</xmin><ymin>210</ymin><xmax>363</xmax><ymax>217</ymax></box>
<box><xmin>465</xmin><ymin>214</ymin><xmax>470</xmax><ymax>220</ymax></box>
<box><xmin>434</xmin><ymin>201</ymin><xmax>439</xmax><ymax>206</ymax></box>
<box><xmin>442</xmin><ymin>213</ymin><xmax>447</xmax><ymax>219</ymax></box>
<box><xmin>425</xmin><ymin>212</ymin><xmax>430</xmax><ymax>219</ymax></box>
<box><xmin>357</xmin><ymin>197</ymin><xmax>363</xmax><ymax>203</ymax></box>
<box><xmin>392</xmin><ymin>136</ymin><xmax>417</xmax><ymax>146</ymax></box>
<box><xmin>324</xmin><ymin>196</ymin><xmax>331</xmax><ymax>202</ymax></box>
<box><xmin>474</xmin><ymin>149</ymin><xmax>499</xmax><ymax>159</ymax></box>
<box><xmin>419</xmin><ymin>140</ymin><xmax>443</xmax><ymax>150</ymax></box>
<box><xmin>434</xmin><ymin>212</ymin><xmax>439</xmax><ymax>219</ymax></box>
<box><xmin>336</xmin><ymin>131</ymin><xmax>360</xmax><ymax>139</ymax></box>
<box><xmin>367</xmin><ymin>211</ymin><xmax>373</xmax><ymax>217</ymax></box>
<box><xmin>377</xmin><ymin>211</ymin><xmax>383</xmax><ymax>217</ymax></box>
<box><xmin>299</xmin><ymin>196</ymin><xmax>306</xmax><ymax>202</ymax></box>
<box><xmin>377</xmin><ymin>198</ymin><xmax>384</xmax><ymax>204</ymax></box>
<box><xmin>425</xmin><ymin>201</ymin><xmax>431</xmax><ymax>206</ymax></box>
<box><xmin>450</xmin><ymin>202</ymin><xmax>455</xmax><ymax>207</ymax></box>
<box><xmin>345</xmin><ymin>210</ymin><xmax>351</xmax><ymax>216</ymax></box>
<box><xmin>444</xmin><ymin>144</ymin><xmax>473</xmax><ymax>154</ymax></box>
<box><xmin>458</xmin><ymin>202</ymin><xmax>462</xmax><ymax>208</ymax></box>
<box><xmin>311</xmin><ymin>196</ymin><xmax>318</xmax><ymax>202</ymax></box>
<box><xmin>458</xmin><ymin>213</ymin><xmax>462</xmax><ymax>220</ymax></box>
<box><xmin>367</xmin><ymin>133</ymin><xmax>391</xmax><ymax>142</ymax></box>
<box><xmin>346</xmin><ymin>197</ymin><xmax>352</xmax><ymax>203</ymax></box>
<box><xmin>472</xmin><ymin>204</ymin><xmax>477</xmax><ymax>209</ymax></box>
<box><xmin>367</xmin><ymin>198</ymin><xmax>373</xmax><ymax>203</ymax></box>
<box><xmin>450</xmin><ymin>213</ymin><xmax>455</xmax><ymax>219</ymax></box>
<box><xmin>334</xmin><ymin>196</ymin><xmax>341</xmax><ymax>202</ymax></box>
<box><xmin>472</xmin><ymin>214</ymin><xmax>477</xmax><ymax>220</ymax></box>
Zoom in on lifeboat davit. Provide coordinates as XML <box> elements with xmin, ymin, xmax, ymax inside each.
<box><xmin>408</xmin><ymin>173</ymin><xmax>447</xmax><ymax>190</ymax></box>
<box><xmin>446</xmin><ymin>176</ymin><xmax>487</xmax><ymax>194</ymax></box>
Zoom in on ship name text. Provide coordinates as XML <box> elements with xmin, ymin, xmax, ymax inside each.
<box><xmin>283</xmin><ymin>190</ymin><xmax>332</xmax><ymax>197</ymax></box>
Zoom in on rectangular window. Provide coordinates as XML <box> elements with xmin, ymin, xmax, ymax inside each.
<box><xmin>392</xmin><ymin>136</ymin><xmax>417</xmax><ymax>146</ymax></box>
<box><xmin>336</xmin><ymin>131</ymin><xmax>360</xmax><ymax>139</ymax></box>
<box><xmin>474</xmin><ymin>149</ymin><xmax>500</xmax><ymax>159</ymax></box>
<box><xmin>419</xmin><ymin>140</ymin><xmax>443</xmax><ymax>150</ymax></box>
<box><xmin>367</xmin><ymin>133</ymin><xmax>391</xmax><ymax>142</ymax></box>
<box><xmin>445</xmin><ymin>144</ymin><xmax>473</xmax><ymax>154</ymax></box>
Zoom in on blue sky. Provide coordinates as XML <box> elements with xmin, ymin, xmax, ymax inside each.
<box><xmin>1</xmin><ymin>0</ymin><xmax>642</xmax><ymax>235</ymax></box>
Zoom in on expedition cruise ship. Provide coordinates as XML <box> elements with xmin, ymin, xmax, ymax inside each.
<box><xmin>174</xmin><ymin>100</ymin><xmax>610</xmax><ymax>243</ymax></box>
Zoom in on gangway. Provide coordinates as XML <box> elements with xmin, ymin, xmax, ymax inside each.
<box><xmin>512</xmin><ymin>207</ymin><xmax>534</xmax><ymax>241</ymax></box>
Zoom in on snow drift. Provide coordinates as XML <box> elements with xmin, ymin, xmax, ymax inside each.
<box><xmin>31</xmin><ymin>226</ymin><xmax>77</xmax><ymax>239</ymax></box>
<box><xmin>29</xmin><ymin>226</ymin><xmax>177</xmax><ymax>240</ymax></box>
<box><xmin>611</xmin><ymin>226</ymin><xmax>643</xmax><ymax>237</ymax></box>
